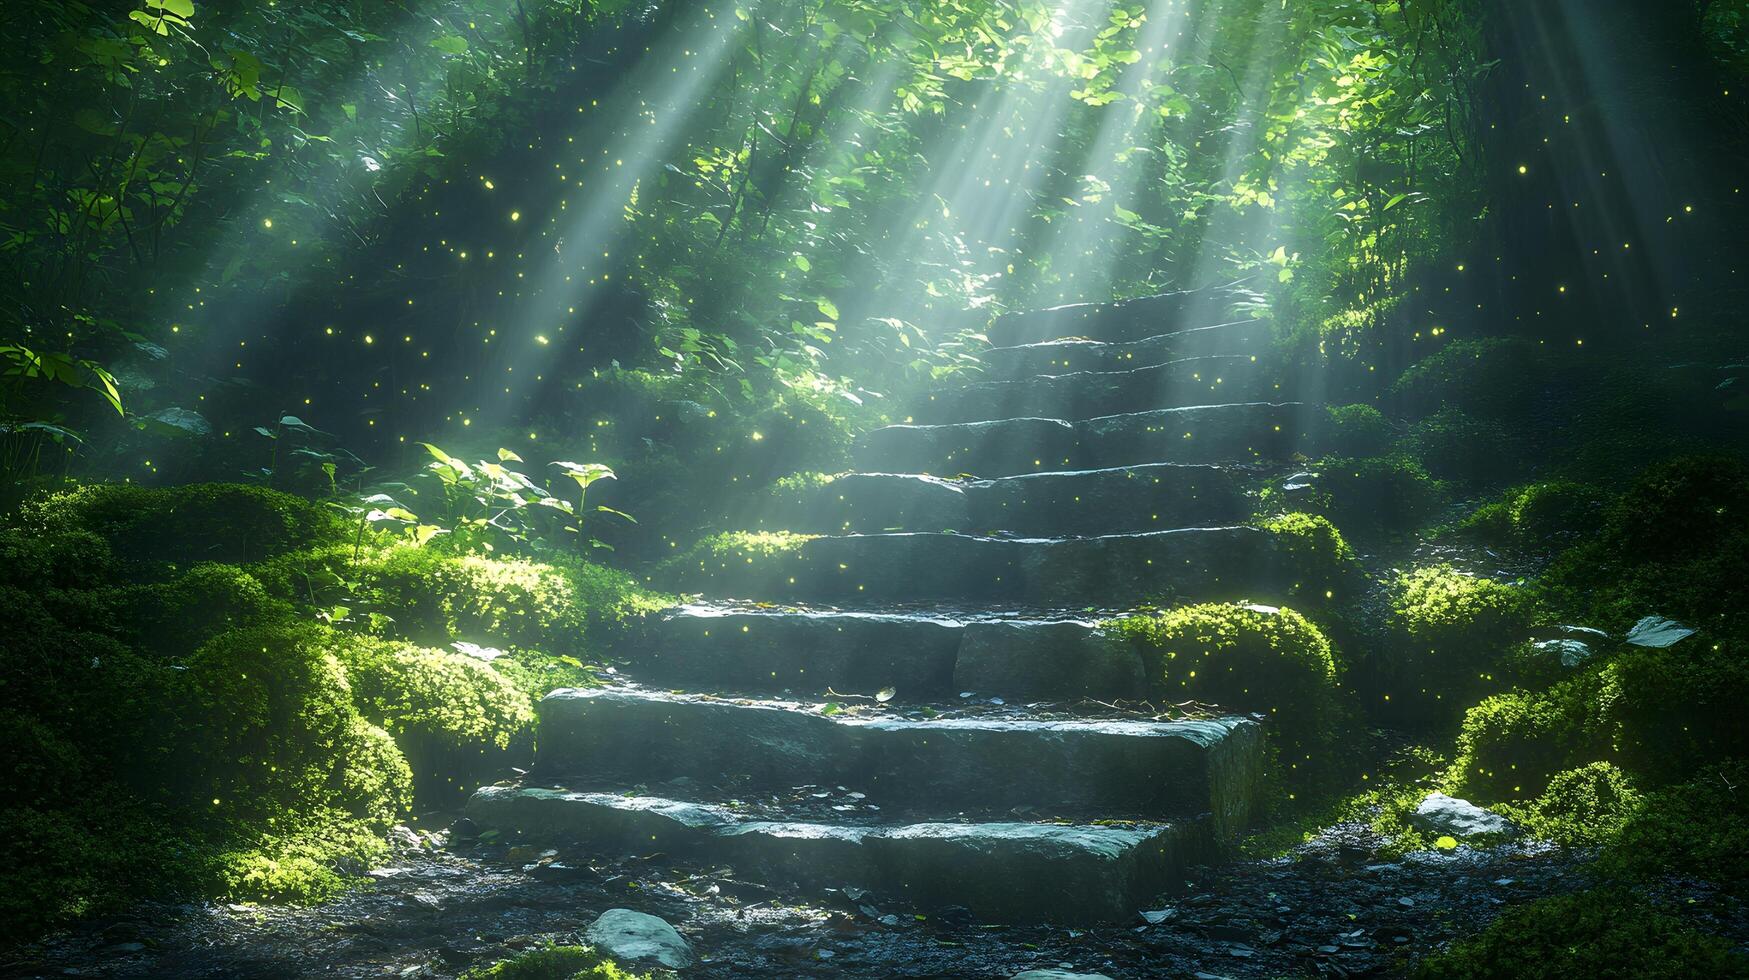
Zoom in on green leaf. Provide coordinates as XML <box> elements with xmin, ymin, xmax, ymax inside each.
<box><xmin>430</xmin><ymin>34</ymin><xmax>470</xmax><ymax>56</ymax></box>
<box><xmin>792</xmin><ymin>254</ymin><xmax>811</xmax><ymax>272</ymax></box>
<box><xmin>815</xmin><ymin>298</ymin><xmax>839</xmax><ymax>321</ymax></box>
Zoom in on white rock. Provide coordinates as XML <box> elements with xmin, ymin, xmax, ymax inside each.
<box><xmin>585</xmin><ymin>908</ymin><xmax>694</xmax><ymax>969</ymax></box>
<box><xmin>1410</xmin><ymin>792</ymin><xmax>1516</xmax><ymax>840</ymax></box>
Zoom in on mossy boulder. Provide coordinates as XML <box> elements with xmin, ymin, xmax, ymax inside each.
<box><xmin>1600</xmin><ymin>761</ymin><xmax>1749</xmax><ymax>883</ymax></box>
<box><xmin>1450</xmin><ymin>639</ymin><xmax>1749</xmax><ymax>802</ymax></box>
<box><xmin>16</xmin><ymin>482</ymin><xmax>347</xmax><ymax>574</ymax></box>
<box><xmin>1413</xmin><ymin>889</ymin><xmax>1746</xmax><ymax>979</ymax></box>
<box><xmin>1504</xmin><ymin>761</ymin><xmax>1641</xmax><ymax>847</ymax></box>
<box><xmin>1402</xmin><ymin>408</ymin><xmax>1528</xmax><ymax>485</ymax></box>
<box><xmin>1314</xmin><ymin>403</ymin><xmax>1395</xmax><ymax>457</ymax></box>
<box><xmin>1307</xmin><ymin>455</ymin><xmax>1446</xmax><ymax>531</ymax></box>
<box><xmin>1111</xmin><ymin>603</ymin><xmax>1344</xmax><ymax>785</ymax></box>
<box><xmin>338</xmin><ymin>638</ymin><xmax>534</xmax><ymax>801</ymax></box>
<box><xmin>1368</xmin><ymin>565</ymin><xmax>1535</xmax><ymax>728</ymax></box>
<box><xmin>173</xmin><ymin>623</ymin><xmax>413</xmax><ymax>828</ymax></box>
<box><xmin>1455</xmin><ymin>481</ymin><xmax>1607</xmax><ymax>551</ymax></box>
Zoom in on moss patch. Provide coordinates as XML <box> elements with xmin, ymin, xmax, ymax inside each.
<box><xmin>460</xmin><ymin>944</ymin><xmax>653</xmax><ymax>979</ymax></box>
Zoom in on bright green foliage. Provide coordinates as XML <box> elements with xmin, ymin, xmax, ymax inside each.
<box><xmin>1504</xmin><ymin>762</ymin><xmax>1642</xmax><ymax>848</ymax></box>
<box><xmin>113</xmin><ymin>562</ymin><xmax>293</xmax><ymax>657</ymax></box>
<box><xmin>1371</xmin><ymin>565</ymin><xmax>1534</xmax><ymax>727</ymax></box>
<box><xmin>1449</xmin><ymin>677</ymin><xmax>1605</xmax><ymax>803</ymax></box>
<box><xmin>1456</xmin><ymin>482</ymin><xmax>1607</xmax><ymax>551</ymax></box>
<box><xmin>338</xmin><ymin>638</ymin><xmax>534</xmax><ymax>800</ymax></box>
<box><xmin>1112</xmin><ymin>603</ymin><xmax>1343</xmax><ymax>785</ymax></box>
<box><xmin>1316</xmin><ymin>404</ymin><xmax>1395</xmax><ymax>457</ymax></box>
<box><xmin>661</xmin><ymin>530</ymin><xmax>819</xmax><ymax>590</ymax></box>
<box><xmin>1307</xmin><ymin>455</ymin><xmax>1446</xmax><ymax>531</ymax></box>
<box><xmin>461</xmin><ymin>944</ymin><xmax>651</xmax><ymax>980</ymax></box>
<box><xmin>176</xmin><ymin>624</ymin><xmax>413</xmax><ymax>827</ymax></box>
<box><xmin>1255</xmin><ymin>512</ymin><xmax>1363</xmax><ymax>601</ymax></box>
<box><xmin>1414</xmin><ymin>889</ymin><xmax>1747</xmax><ymax>980</ymax></box>
<box><xmin>206</xmin><ymin>809</ymin><xmax>393</xmax><ymax>905</ymax></box>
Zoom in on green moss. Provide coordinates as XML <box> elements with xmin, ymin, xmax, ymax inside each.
<box><xmin>1450</xmin><ymin>639</ymin><xmax>1749</xmax><ymax>802</ymax></box>
<box><xmin>1390</xmin><ymin>337</ymin><xmax>1547</xmax><ymax>420</ymax></box>
<box><xmin>1317</xmin><ymin>403</ymin><xmax>1395</xmax><ymax>456</ymax></box>
<box><xmin>1255</xmin><ymin>512</ymin><xmax>1364</xmax><ymax>602</ymax></box>
<box><xmin>1502</xmin><ymin>762</ymin><xmax>1641</xmax><ymax>847</ymax></box>
<box><xmin>1402</xmin><ymin>408</ymin><xmax>1527</xmax><ymax>485</ymax></box>
<box><xmin>175</xmin><ymin>623</ymin><xmax>413</xmax><ymax>828</ymax></box>
<box><xmin>658</xmin><ymin>529</ymin><xmax>819</xmax><ymax>594</ymax></box>
<box><xmin>1370</xmin><ymin>565</ymin><xmax>1535</xmax><ymax>727</ymax></box>
<box><xmin>1600</xmin><ymin>761</ymin><xmax>1749</xmax><ymax>883</ymax></box>
<box><xmin>338</xmin><ymin>638</ymin><xmax>534</xmax><ymax>801</ymax></box>
<box><xmin>16</xmin><ymin>482</ymin><xmax>347</xmax><ymax>575</ymax></box>
<box><xmin>114</xmin><ymin>562</ymin><xmax>294</xmax><ymax>657</ymax></box>
<box><xmin>1413</xmin><ymin>889</ymin><xmax>1746</xmax><ymax>979</ymax></box>
<box><xmin>461</xmin><ymin>944</ymin><xmax>652</xmax><ymax>980</ymax></box>
<box><xmin>1111</xmin><ymin>603</ymin><xmax>1344</xmax><ymax>785</ymax></box>
<box><xmin>1537</xmin><ymin>456</ymin><xmax>1749</xmax><ymax>635</ymax></box>
<box><xmin>1455</xmin><ymin>482</ymin><xmax>1606</xmax><ymax>551</ymax></box>
<box><xmin>206</xmin><ymin>808</ymin><xmax>392</xmax><ymax>905</ymax></box>
<box><xmin>1308</xmin><ymin>455</ymin><xmax>1446</xmax><ymax>531</ymax></box>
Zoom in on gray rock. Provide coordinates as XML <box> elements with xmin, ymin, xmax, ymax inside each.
<box><xmin>1626</xmin><ymin>616</ymin><xmax>1696</xmax><ymax>648</ymax></box>
<box><xmin>584</xmin><ymin>908</ymin><xmax>693</xmax><ymax>970</ymax></box>
<box><xmin>1410</xmin><ymin>792</ymin><xmax>1517</xmax><ymax>840</ymax></box>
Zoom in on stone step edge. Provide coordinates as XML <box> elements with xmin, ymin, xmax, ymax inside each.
<box><xmin>465</xmin><ymin>785</ymin><xmax>1211</xmax><ymax>924</ymax></box>
<box><xmin>980</xmin><ymin>317</ymin><xmax>1267</xmax><ymax>358</ymax></box>
<box><xmin>877</xmin><ymin>399</ymin><xmax>1305</xmax><ymax>434</ymax></box>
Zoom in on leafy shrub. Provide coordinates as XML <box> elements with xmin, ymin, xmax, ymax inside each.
<box><xmin>206</xmin><ymin>808</ymin><xmax>392</xmax><ymax>905</ymax></box>
<box><xmin>1308</xmin><ymin>455</ymin><xmax>1446</xmax><ymax>531</ymax></box>
<box><xmin>114</xmin><ymin>562</ymin><xmax>293</xmax><ymax>657</ymax></box>
<box><xmin>1111</xmin><ymin>603</ymin><xmax>1344</xmax><ymax>784</ymax></box>
<box><xmin>461</xmin><ymin>944</ymin><xmax>650</xmax><ymax>980</ymax></box>
<box><xmin>1414</xmin><ymin>889</ymin><xmax>1746</xmax><ymax>979</ymax></box>
<box><xmin>1369</xmin><ymin>565</ymin><xmax>1534</xmax><ymax>728</ymax></box>
<box><xmin>1316</xmin><ymin>403</ymin><xmax>1395</xmax><ymax>456</ymax></box>
<box><xmin>1448</xmin><ymin>677</ymin><xmax>1603</xmax><ymax>802</ymax></box>
<box><xmin>1505</xmin><ymin>762</ymin><xmax>1642</xmax><ymax>847</ymax></box>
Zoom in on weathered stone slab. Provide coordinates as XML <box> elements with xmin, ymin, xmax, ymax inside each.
<box><xmin>854</xmin><ymin>402</ymin><xmax>1306</xmax><ymax>477</ymax></box>
<box><xmin>988</xmin><ymin>282</ymin><xmax>1251</xmax><ymax>347</ymax></box>
<box><xmin>464</xmin><ymin>786</ymin><xmax>733</xmax><ymax>849</ymax></box>
<box><xmin>787</xmin><ymin>463</ymin><xmax>1248</xmax><ymax>536</ymax></box>
<box><xmin>585</xmin><ymin>909</ymin><xmax>694</xmax><ymax>969</ymax></box>
<box><xmin>855</xmin><ymin>417</ymin><xmax>1080</xmax><ymax>477</ymax></box>
<box><xmin>634</xmin><ymin>604</ymin><xmax>963</xmax><ymax>697</ymax></box>
<box><xmin>979</xmin><ymin>319</ymin><xmax>1270</xmax><ymax>380</ymax></box>
<box><xmin>953</xmin><ymin>620</ymin><xmax>1145</xmax><ymax>701</ymax></box>
<box><xmin>533</xmin><ymin>687</ymin><xmax>1264</xmax><ymax>831</ymax></box>
<box><xmin>919</xmin><ymin>355</ymin><xmax>1277</xmax><ymax>424</ymax></box>
<box><xmin>466</xmin><ymin>785</ymin><xmax>1211</xmax><ymax>924</ymax></box>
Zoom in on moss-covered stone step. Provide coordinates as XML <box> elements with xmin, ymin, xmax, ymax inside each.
<box><xmin>915</xmin><ymin>355</ymin><xmax>1280</xmax><ymax>425</ymax></box>
<box><xmin>855</xmin><ymin>402</ymin><xmax>1309</xmax><ymax>477</ymax></box>
<box><xmin>986</xmin><ymin>281</ymin><xmax>1252</xmax><ymax>347</ymax></box>
<box><xmin>631</xmin><ymin>603</ymin><xmax>1146</xmax><ymax>700</ymax></box>
<box><xmin>785</xmin><ymin>463</ymin><xmax>1249</xmax><ymax>535</ymax></box>
<box><xmin>466</xmin><ymin>785</ymin><xmax>1209</xmax><ymax>924</ymax></box>
<box><xmin>530</xmin><ymin>687</ymin><xmax>1264</xmax><ymax>834</ymax></box>
<box><xmin>669</xmin><ymin>524</ymin><xmax>1350</xmax><ymax>606</ymax></box>
<box><xmin>979</xmin><ymin>319</ymin><xmax>1271</xmax><ymax>379</ymax></box>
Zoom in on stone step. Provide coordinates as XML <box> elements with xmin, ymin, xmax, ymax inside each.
<box><xmin>987</xmin><ymin>281</ymin><xmax>1253</xmax><ymax>347</ymax></box>
<box><xmin>787</xmin><ymin>463</ymin><xmax>1250</xmax><ymax>535</ymax></box>
<box><xmin>979</xmin><ymin>319</ymin><xmax>1271</xmax><ymax>379</ymax></box>
<box><xmin>631</xmin><ymin>602</ymin><xmax>1145</xmax><ymax>701</ymax></box>
<box><xmin>854</xmin><ymin>402</ymin><xmax>1309</xmax><ymax>478</ymax></box>
<box><xmin>466</xmin><ymin>785</ymin><xmax>1210</xmax><ymax>924</ymax></box>
<box><xmin>530</xmin><ymin>687</ymin><xmax>1264</xmax><ymax>835</ymax></box>
<box><xmin>669</xmin><ymin>525</ymin><xmax>1339</xmax><ymax>606</ymax></box>
<box><xmin>917</xmin><ymin>354</ymin><xmax>1278</xmax><ymax>424</ymax></box>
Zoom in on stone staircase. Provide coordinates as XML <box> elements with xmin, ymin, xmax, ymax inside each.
<box><xmin>468</xmin><ymin>285</ymin><xmax>1316</xmax><ymax>926</ymax></box>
